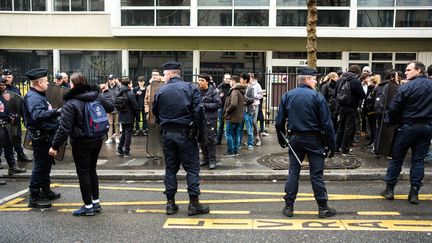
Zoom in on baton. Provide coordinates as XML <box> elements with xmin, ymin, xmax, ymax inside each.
<box><xmin>279</xmin><ymin>131</ymin><xmax>303</xmax><ymax>166</ymax></box>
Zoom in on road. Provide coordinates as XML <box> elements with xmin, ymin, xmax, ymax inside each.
<box><xmin>0</xmin><ymin>180</ymin><xmax>431</xmax><ymax>242</ymax></box>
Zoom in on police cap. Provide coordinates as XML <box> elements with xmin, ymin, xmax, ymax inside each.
<box><xmin>297</xmin><ymin>67</ymin><xmax>318</xmax><ymax>76</ymax></box>
<box><xmin>2</xmin><ymin>69</ymin><xmax>12</xmax><ymax>75</ymax></box>
<box><xmin>162</xmin><ymin>61</ymin><xmax>182</xmax><ymax>71</ymax></box>
<box><xmin>25</xmin><ymin>68</ymin><xmax>48</xmax><ymax>80</ymax></box>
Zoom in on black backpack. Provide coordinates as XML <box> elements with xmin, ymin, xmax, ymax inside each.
<box><xmin>114</xmin><ymin>93</ymin><xmax>129</xmax><ymax>112</ymax></box>
<box><xmin>336</xmin><ymin>79</ymin><xmax>351</xmax><ymax>106</ymax></box>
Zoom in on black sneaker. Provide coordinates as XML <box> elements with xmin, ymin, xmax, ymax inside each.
<box><xmin>116</xmin><ymin>150</ymin><xmax>124</xmax><ymax>156</ymax></box>
<box><xmin>124</xmin><ymin>152</ymin><xmax>131</xmax><ymax>158</ymax></box>
<box><xmin>73</xmin><ymin>206</ymin><xmax>95</xmax><ymax>216</ymax></box>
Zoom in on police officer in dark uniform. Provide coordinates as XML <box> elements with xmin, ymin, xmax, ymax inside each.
<box><xmin>275</xmin><ymin>67</ymin><xmax>336</xmax><ymax>218</ymax></box>
<box><xmin>381</xmin><ymin>60</ymin><xmax>432</xmax><ymax>204</ymax></box>
<box><xmin>152</xmin><ymin>61</ymin><xmax>209</xmax><ymax>216</ymax></box>
<box><xmin>23</xmin><ymin>68</ymin><xmax>61</xmax><ymax>208</ymax></box>
<box><xmin>1</xmin><ymin>69</ymin><xmax>32</xmax><ymax>162</ymax></box>
<box><xmin>0</xmin><ymin>76</ymin><xmax>26</xmax><ymax>176</ymax></box>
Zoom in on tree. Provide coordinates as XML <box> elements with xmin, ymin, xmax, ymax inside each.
<box><xmin>306</xmin><ymin>0</ymin><xmax>318</xmax><ymax>69</ymax></box>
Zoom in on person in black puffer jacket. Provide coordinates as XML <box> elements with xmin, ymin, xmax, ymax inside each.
<box><xmin>116</xmin><ymin>77</ymin><xmax>139</xmax><ymax>157</ymax></box>
<box><xmin>198</xmin><ymin>74</ymin><xmax>221</xmax><ymax>169</ymax></box>
<box><xmin>49</xmin><ymin>72</ymin><xmax>114</xmax><ymax>216</ymax></box>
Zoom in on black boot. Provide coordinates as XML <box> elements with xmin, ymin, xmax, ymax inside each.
<box><xmin>188</xmin><ymin>196</ymin><xmax>210</xmax><ymax>216</ymax></box>
<box><xmin>282</xmin><ymin>200</ymin><xmax>294</xmax><ymax>217</ymax></box>
<box><xmin>380</xmin><ymin>184</ymin><xmax>395</xmax><ymax>200</ymax></box>
<box><xmin>408</xmin><ymin>186</ymin><xmax>420</xmax><ymax>204</ymax></box>
<box><xmin>17</xmin><ymin>152</ymin><xmax>33</xmax><ymax>162</ymax></box>
<box><xmin>8</xmin><ymin>165</ymin><xmax>26</xmax><ymax>176</ymax></box>
<box><xmin>166</xmin><ymin>199</ymin><xmax>179</xmax><ymax>215</ymax></box>
<box><xmin>41</xmin><ymin>186</ymin><xmax>61</xmax><ymax>200</ymax></box>
<box><xmin>317</xmin><ymin>200</ymin><xmax>336</xmax><ymax>218</ymax></box>
<box><xmin>28</xmin><ymin>190</ymin><xmax>52</xmax><ymax>208</ymax></box>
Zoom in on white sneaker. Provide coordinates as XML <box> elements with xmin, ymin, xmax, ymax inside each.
<box><xmin>105</xmin><ymin>138</ymin><xmax>112</xmax><ymax>144</ymax></box>
<box><xmin>256</xmin><ymin>139</ymin><xmax>262</xmax><ymax>146</ymax></box>
<box><xmin>260</xmin><ymin>132</ymin><xmax>270</xmax><ymax>137</ymax></box>
<box><xmin>248</xmin><ymin>146</ymin><xmax>253</xmax><ymax>151</ymax></box>
<box><xmin>115</xmin><ymin>138</ymin><xmax>120</xmax><ymax>144</ymax></box>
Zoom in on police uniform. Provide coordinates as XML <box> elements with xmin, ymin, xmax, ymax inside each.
<box><xmin>152</xmin><ymin>61</ymin><xmax>209</xmax><ymax>216</ymax></box>
<box><xmin>1</xmin><ymin>69</ymin><xmax>33</xmax><ymax>162</ymax></box>
<box><xmin>23</xmin><ymin>68</ymin><xmax>61</xmax><ymax>208</ymax></box>
<box><xmin>275</xmin><ymin>67</ymin><xmax>336</xmax><ymax>218</ymax></box>
<box><xmin>0</xmin><ymin>76</ymin><xmax>26</xmax><ymax>176</ymax></box>
<box><xmin>381</xmin><ymin>68</ymin><xmax>432</xmax><ymax>204</ymax></box>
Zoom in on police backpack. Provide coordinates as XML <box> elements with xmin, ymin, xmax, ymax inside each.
<box><xmin>84</xmin><ymin>100</ymin><xmax>109</xmax><ymax>138</ymax></box>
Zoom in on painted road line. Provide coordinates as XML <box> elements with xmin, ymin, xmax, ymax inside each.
<box><xmin>136</xmin><ymin>209</ymin><xmax>166</xmax><ymax>214</ymax></box>
<box><xmin>0</xmin><ymin>198</ymin><xmax>26</xmax><ymax>209</ymax></box>
<box><xmin>357</xmin><ymin>211</ymin><xmax>401</xmax><ymax>216</ymax></box>
<box><xmin>164</xmin><ymin>218</ymin><xmax>432</xmax><ymax>232</ymax></box>
<box><xmin>135</xmin><ymin>210</ymin><xmax>251</xmax><ymax>215</ymax></box>
<box><xmin>0</xmin><ymin>208</ymin><xmax>32</xmax><ymax>212</ymax></box>
<box><xmin>0</xmin><ymin>188</ymin><xmax>29</xmax><ymax>207</ymax></box>
<box><xmin>294</xmin><ymin>211</ymin><xmax>317</xmax><ymax>215</ymax></box>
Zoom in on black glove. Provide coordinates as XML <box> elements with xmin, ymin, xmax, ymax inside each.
<box><xmin>325</xmin><ymin>147</ymin><xmax>335</xmax><ymax>158</ymax></box>
<box><xmin>277</xmin><ymin>132</ymin><xmax>288</xmax><ymax>148</ymax></box>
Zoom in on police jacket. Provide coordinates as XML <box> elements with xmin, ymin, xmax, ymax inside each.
<box><xmin>200</xmin><ymin>83</ymin><xmax>221</xmax><ymax>125</ymax></box>
<box><xmin>23</xmin><ymin>87</ymin><xmax>60</xmax><ymax>132</ymax></box>
<box><xmin>117</xmin><ymin>85</ymin><xmax>139</xmax><ymax>124</ymax></box>
<box><xmin>334</xmin><ymin>72</ymin><xmax>366</xmax><ymax>111</ymax></box>
<box><xmin>133</xmin><ymin>86</ymin><xmax>145</xmax><ymax>110</ymax></box>
<box><xmin>389</xmin><ymin>74</ymin><xmax>432</xmax><ymax>125</ymax></box>
<box><xmin>275</xmin><ymin>83</ymin><xmax>336</xmax><ymax>149</ymax></box>
<box><xmin>152</xmin><ymin>76</ymin><xmax>201</xmax><ymax>128</ymax></box>
<box><xmin>51</xmin><ymin>84</ymin><xmax>115</xmax><ymax>151</ymax></box>
<box><xmin>223</xmin><ymin>83</ymin><xmax>246</xmax><ymax>123</ymax></box>
<box><xmin>217</xmin><ymin>82</ymin><xmax>231</xmax><ymax>108</ymax></box>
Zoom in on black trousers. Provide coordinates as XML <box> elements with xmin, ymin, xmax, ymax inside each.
<box><xmin>336</xmin><ymin>110</ymin><xmax>356</xmax><ymax>153</ymax></box>
<box><xmin>200</xmin><ymin>122</ymin><xmax>217</xmax><ymax>164</ymax></box>
<box><xmin>118</xmin><ymin>123</ymin><xmax>133</xmax><ymax>153</ymax></box>
<box><xmin>71</xmin><ymin>138</ymin><xmax>103</xmax><ymax>205</ymax></box>
<box><xmin>29</xmin><ymin>137</ymin><xmax>54</xmax><ymax>192</ymax></box>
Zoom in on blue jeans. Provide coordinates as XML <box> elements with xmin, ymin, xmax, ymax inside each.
<box><xmin>385</xmin><ymin>123</ymin><xmax>432</xmax><ymax>188</ymax></box>
<box><xmin>216</xmin><ymin>109</ymin><xmax>224</xmax><ymax>144</ymax></box>
<box><xmin>225</xmin><ymin>122</ymin><xmax>242</xmax><ymax>154</ymax></box>
<box><xmin>284</xmin><ymin>135</ymin><xmax>328</xmax><ymax>202</ymax></box>
<box><xmin>240</xmin><ymin>112</ymin><xmax>254</xmax><ymax>147</ymax></box>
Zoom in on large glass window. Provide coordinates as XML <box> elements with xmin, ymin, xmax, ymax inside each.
<box><xmin>277</xmin><ymin>10</ymin><xmax>349</xmax><ymax>26</ymax></box>
<box><xmin>198</xmin><ymin>0</ymin><xmax>231</xmax><ymax>6</ymax></box>
<box><xmin>0</xmin><ymin>0</ymin><xmax>45</xmax><ymax>11</ymax></box>
<box><xmin>396</xmin><ymin>0</ymin><xmax>432</xmax><ymax>6</ymax></box>
<box><xmin>234</xmin><ymin>0</ymin><xmax>269</xmax><ymax>6</ymax></box>
<box><xmin>272</xmin><ymin>52</ymin><xmax>341</xmax><ymax>59</ymax></box>
<box><xmin>128</xmin><ymin>51</ymin><xmax>193</xmax><ymax>82</ymax></box>
<box><xmin>234</xmin><ymin>10</ymin><xmax>269</xmax><ymax>26</ymax></box>
<box><xmin>277</xmin><ymin>10</ymin><xmax>307</xmax><ymax>26</ymax></box>
<box><xmin>396</xmin><ymin>10</ymin><xmax>432</xmax><ymax>27</ymax></box>
<box><xmin>121</xmin><ymin>10</ymin><xmax>154</xmax><ymax>26</ymax></box>
<box><xmin>358</xmin><ymin>10</ymin><xmax>394</xmax><ymax>27</ymax></box>
<box><xmin>53</xmin><ymin>0</ymin><xmax>104</xmax><ymax>11</ymax></box>
<box><xmin>121</xmin><ymin>0</ymin><xmax>154</xmax><ymax>6</ymax></box>
<box><xmin>349</xmin><ymin>53</ymin><xmax>369</xmax><ymax>60</ymax></box>
<box><xmin>157</xmin><ymin>10</ymin><xmax>190</xmax><ymax>26</ymax></box>
<box><xmin>0</xmin><ymin>50</ymin><xmax>53</xmax><ymax>82</ymax></box>
<box><xmin>60</xmin><ymin>51</ymin><xmax>121</xmax><ymax>82</ymax></box>
<box><xmin>358</xmin><ymin>0</ymin><xmax>394</xmax><ymax>6</ymax></box>
<box><xmin>157</xmin><ymin>0</ymin><xmax>190</xmax><ymax>6</ymax></box>
<box><xmin>395</xmin><ymin>53</ymin><xmax>416</xmax><ymax>61</ymax></box>
<box><xmin>198</xmin><ymin>10</ymin><xmax>232</xmax><ymax>26</ymax></box>
<box><xmin>276</xmin><ymin>0</ymin><xmax>349</xmax><ymax>6</ymax></box>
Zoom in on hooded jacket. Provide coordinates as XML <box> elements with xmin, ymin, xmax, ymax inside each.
<box><xmin>217</xmin><ymin>82</ymin><xmax>231</xmax><ymax>108</ymax></box>
<box><xmin>223</xmin><ymin>83</ymin><xmax>246</xmax><ymax>123</ymax></box>
<box><xmin>51</xmin><ymin>84</ymin><xmax>114</xmax><ymax>150</ymax></box>
<box><xmin>200</xmin><ymin>83</ymin><xmax>222</xmax><ymax>125</ymax></box>
<box><xmin>117</xmin><ymin>85</ymin><xmax>139</xmax><ymax>124</ymax></box>
<box><xmin>334</xmin><ymin>72</ymin><xmax>366</xmax><ymax>111</ymax></box>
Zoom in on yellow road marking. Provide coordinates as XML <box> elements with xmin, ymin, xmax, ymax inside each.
<box><xmin>0</xmin><ymin>198</ymin><xmax>25</xmax><ymax>209</ymax></box>
<box><xmin>0</xmin><ymin>208</ymin><xmax>32</xmax><ymax>212</ymax></box>
<box><xmin>209</xmin><ymin>211</ymin><xmax>250</xmax><ymax>215</ymax></box>
<box><xmin>294</xmin><ymin>211</ymin><xmax>317</xmax><ymax>215</ymax></box>
<box><xmin>357</xmin><ymin>211</ymin><xmax>401</xmax><ymax>216</ymax></box>
<box><xmin>164</xmin><ymin>218</ymin><xmax>432</xmax><ymax>232</ymax></box>
<box><xmin>135</xmin><ymin>210</ymin><xmax>251</xmax><ymax>215</ymax></box>
<box><xmin>136</xmin><ymin>209</ymin><xmax>167</xmax><ymax>213</ymax></box>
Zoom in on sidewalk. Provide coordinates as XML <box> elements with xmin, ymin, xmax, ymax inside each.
<box><xmin>1</xmin><ymin>130</ymin><xmax>431</xmax><ymax>181</ymax></box>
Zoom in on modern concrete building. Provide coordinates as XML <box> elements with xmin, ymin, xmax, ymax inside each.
<box><xmin>1</xmin><ymin>0</ymin><xmax>431</xmax><ymax>116</ymax></box>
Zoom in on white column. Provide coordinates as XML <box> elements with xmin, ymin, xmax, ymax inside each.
<box><xmin>349</xmin><ymin>0</ymin><xmax>357</xmax><ymax>28</ymax></box>
<box><xmin>269</xmin><ymin>0</ymin><xmax>277</xmax><ymax>27</ymax></box>
<box><xmin>109</xmin><ymin>0</ymin><xmax>121</xmax><ymax>29</ymax></box>
<box><xmin>193</xmin><ymin>50</ymin><xmax>200</xmax><ymax>82</ymax></box>
<box><xmin>53</xmin><ymin>49</ymin><xmax>60</xmax><ymax>74</ymax></box>
<box><xmin>341</xmin><ymin>51</ymin><xmax>349</xmax><ymax>72</ymax></box>
<box><xmin>122</xmin><ymin>49</ymin><xmax>129</xmax><ymax>76</ymax></box>
<box><xmin>190</xmin><ymin>0</ymin><xmax>197</xmax><ymax>28</ymax></box>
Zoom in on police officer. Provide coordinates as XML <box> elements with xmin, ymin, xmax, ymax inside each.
<box><xmin>275</xmin><ymin>66</ymin><xmax>336</xmax><ymax>218</ymax></box>
<box><xmin>0</xmin><ymin>76</ymin><xmax>26</xmax><ymax>176</ymax></box>
<box><xmin>381</xmin><ymin>60</ymin><xmax>432</xmax><ymax>204</ymax></box>
<box><xmin>152</xmin><ymin>61</ymin><xmax>209</xmax><ymax>216</ymax></box>
<box><xmin>1</xmin><ymin>69</ymin><xmax>32</xmax><ymax>162</ymax></box>
<box><xmin>23</xmin><ymin>68</ymin><xmax>61</xmax><ymax>208</ymax></box>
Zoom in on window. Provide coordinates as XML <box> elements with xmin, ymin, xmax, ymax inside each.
<box><xmin>157</xmin><ymin>0</ymin><xmax>190</xmax><ymax>6</ymax></box>
<box><xmin>396</xmin><ymin>0</ymin><xmax>432</xmax><ymax>6</ymax></box>
<box><xmin>373</xmin><ymin>53</ymin><xmax>392</xmax><ymax>61</ymax></box>
<box><xmin>234</xmin><ymin>0</ymin><xmax>269</xmax><ymax>6</ymax></box>
<box><xmin>198</xmin><ymin>10</ymin><xmax>232</xmax><ymax>26</ymax></box>
<box><xmin>198</xmin><ymin>0</ymin><xmax>231</xmax><ymax>6</ymax></box>
<box><xmin>157</xmin><ymin>10</ymin><xmax>190</xmax><ymax>26</ymax></box>
<box><xmin>357</xmin><ymin>0</ymin><xmax>394</xmax><ymax>7</ymax></box>
<box><xmin>277</xmin><ymin>10</ymin><xmax>349</xmax><ymax>27</ymax></box>
<box><xmin>395</xmin><ymin>53</ymin><xmax>416</xmax><ymax>61</ymax></box>
<box><xmin>121</xmin><ymin>0</ymin><xmax>154</xmax><ymax>6</ymax></box>
<box><xmin>349</xmin><ymin>53</ymin><xmax>369</xmax><ymax>60</ymax></box>
<box><xmin>277</xmin><ymin>10</ymin><xmax>307</xmax><ymax>26</ymax></box>
<box><xmin>53</xmin><ymin>0</ymin><xmax>104</xmax><ymax>12</ymax></box>
<box><xmin>0</xmin><ymin>50</ymin><xmax>53</xmax><ymax>80</ymax></box>
<box><xmin>396</xmin><ymin>10</ymin><xmax>432</xmax><ymax>27</ymax></box>
<box><xmin>276</xmin><ymin>0</ymin><xmax>349</xmax><ymax>6</ymax></box>
<box><xmin>0</xmin><ymin>0</ymin><xmax>46</xmax><ymax>11</ymax></box>
<box><xmin>234</xmin><ymin>10</ymin><xmax>269</xmax><ymax>26</ymax></box>
<box><xmin>273</xmin><ymin>52</ymin><xmax>341</xmax><ymax>59</ymax></box>
<box><xmin>121</xmin><ymin>10</ymin><xmax>154</xmax><ymax>26</ymax></box>
<box><xmin>358</xmin><ymin>10</ymin><xmax>394</xmax><ymax>27</ymax></box>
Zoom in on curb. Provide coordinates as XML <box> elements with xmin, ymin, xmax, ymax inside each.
<box><xmin>4</xmin><ymin>169</ymin><xmax>432</xmax><ymax>181</ymax></box>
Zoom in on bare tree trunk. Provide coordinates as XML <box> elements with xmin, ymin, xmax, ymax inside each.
<box><xmin>306</xmin><ymin>0</ymin><xmax>318</xmax><ymax>69</ymax></box>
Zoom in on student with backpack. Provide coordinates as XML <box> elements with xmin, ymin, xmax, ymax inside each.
<box><xmin>115</xmin><ymin>77</ymin><xmax>139</xmax><ymax>158</ymax></box>
<box><xmin>49</xmin><ymin>72</ymin><xmax>114</xmax><ymax>216</ymax></box>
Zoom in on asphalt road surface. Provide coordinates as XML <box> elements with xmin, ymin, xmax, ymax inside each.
<box><xmin>0</xmin><ymin>180</ymin><xmax>431</xmax><ymax>242</ymax></box>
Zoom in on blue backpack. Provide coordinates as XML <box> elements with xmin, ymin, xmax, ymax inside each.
<box><xmin>83</xmin><ymin>100</ymin><xmax>109</xmax><ymax>138</ymax></box>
